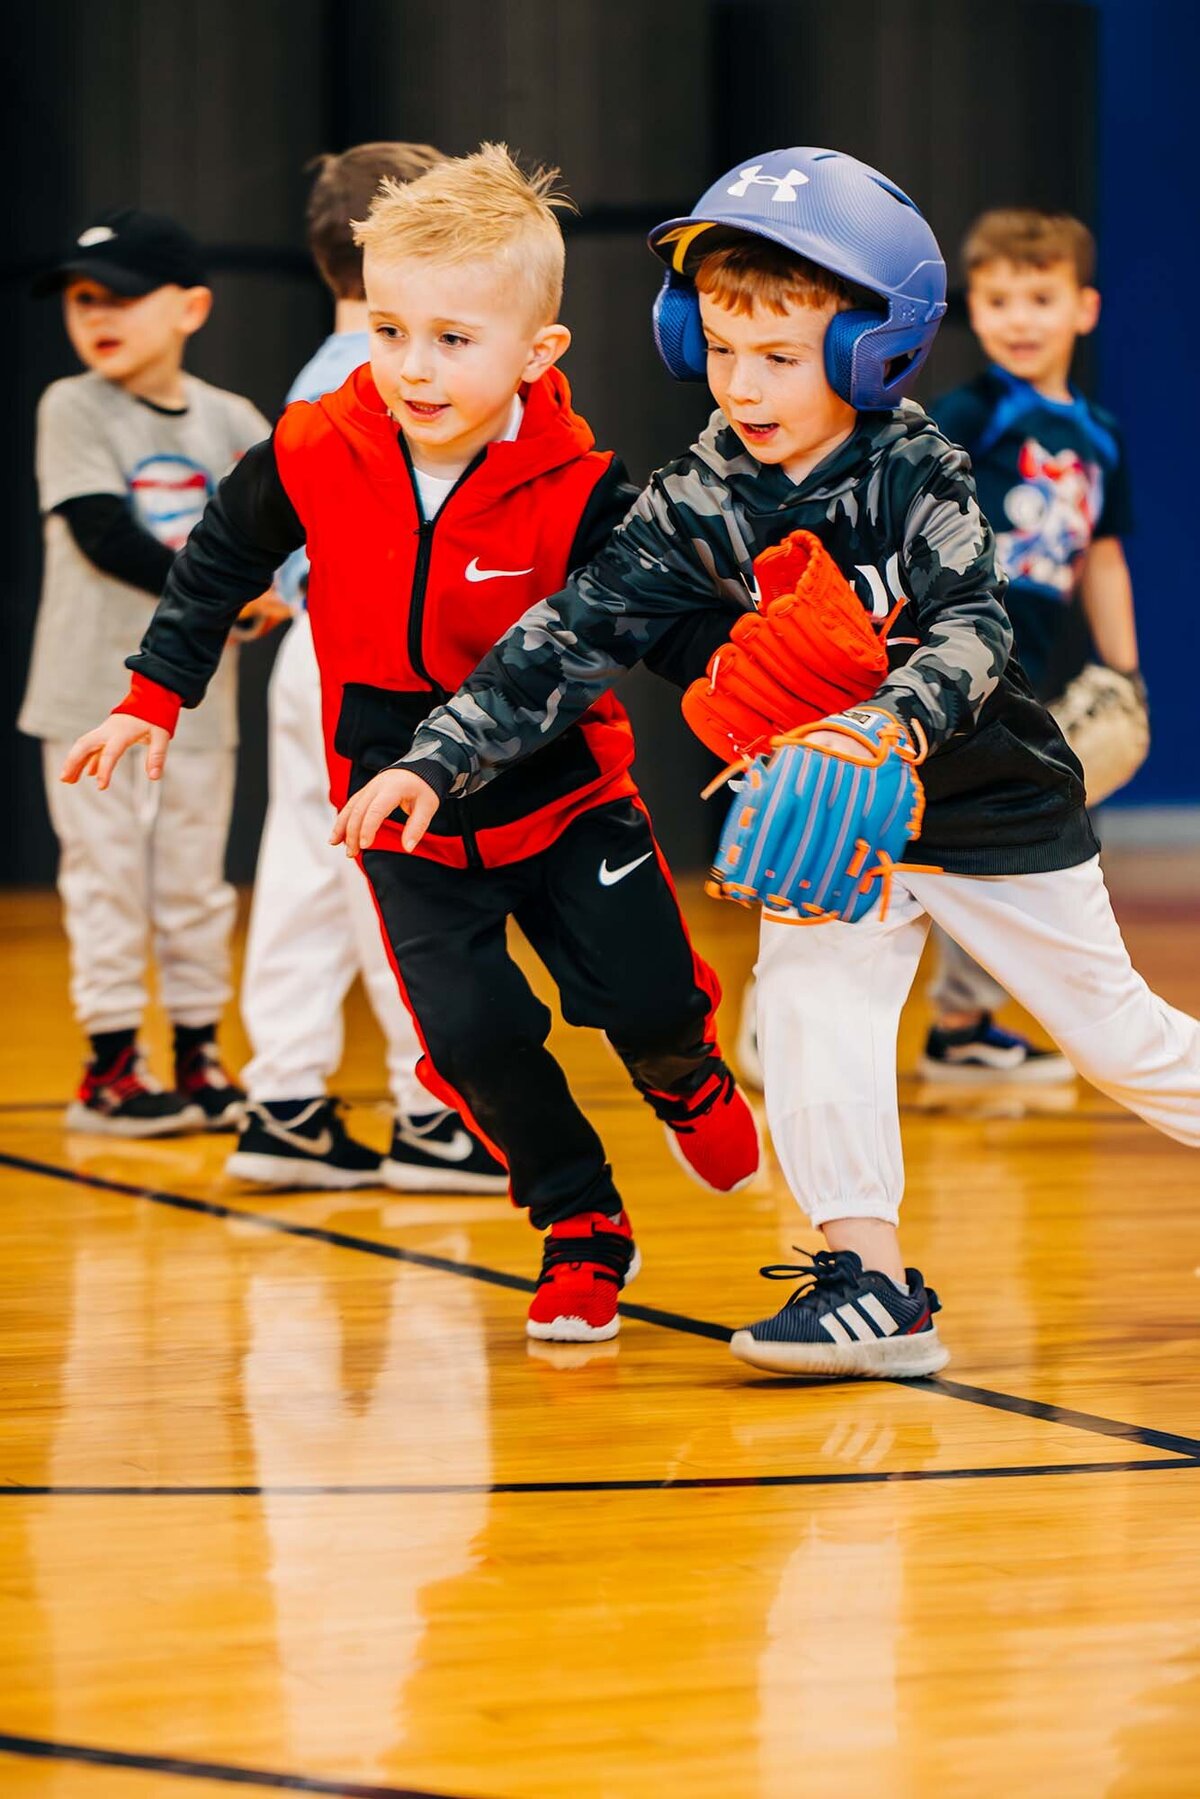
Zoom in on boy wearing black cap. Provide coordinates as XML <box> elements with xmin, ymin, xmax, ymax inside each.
<box><xmin>22</xmin><ymin>209</ymin><xmax>279</xmax><ymax>1135</ymax></box>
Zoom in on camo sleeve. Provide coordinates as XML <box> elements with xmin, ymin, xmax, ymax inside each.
<box><xmin>872</xmin><ymin>443</ymin><xmax>1013</xmax><ymax>751</ymax></box>
<box><xmin>397</xmin><ymin>478</ymin><xmax>723</xmax><ymax>799</ymax></box>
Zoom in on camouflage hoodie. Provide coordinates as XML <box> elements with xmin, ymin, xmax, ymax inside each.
<box><xmin>400</xmin><ymin>402</ymin><xmax>1098</xmax><ymax>875</ymax></box>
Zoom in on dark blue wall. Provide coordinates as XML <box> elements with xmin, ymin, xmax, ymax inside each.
<box><xmin>1093</xmin><ymin>0</ymin><xmax>1199</xmax><ymax>806</ymax></box>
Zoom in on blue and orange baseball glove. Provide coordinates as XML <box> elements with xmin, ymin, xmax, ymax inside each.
<box><xmin>708</xmin><ymin>707</ymin><xmax>929</xmax><ymax>924</ymax></box>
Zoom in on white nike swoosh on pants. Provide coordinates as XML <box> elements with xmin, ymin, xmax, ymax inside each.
<box><xmin>598</xmin><ymin>852</ymin><xmax>653</xmax><ymax>887</ymax></box>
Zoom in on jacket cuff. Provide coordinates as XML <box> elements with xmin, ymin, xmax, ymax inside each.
<box><xmin>113</xmin><ymin>673</ymin><xmax>182</xmax><ymax>736</ymax></box>
<box><xmin>391</xmin><ymin>754</ymin><xmax>458</xmax><ymax>804</ymax></box>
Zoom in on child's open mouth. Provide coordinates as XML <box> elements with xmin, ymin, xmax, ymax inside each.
<box><xmin>94</xmin><ymin>338</ymin><xmax>122</xmax><ymax>354</ymax></box>
<box><xmin>737</xmin><ymin>421</ymin><xmax>778</xmax><ymax>442</ymax></box>
<box><xmin>403</xmin><ymin>400</ymin><xmax>450</xmax><ymax>421</ymax></box>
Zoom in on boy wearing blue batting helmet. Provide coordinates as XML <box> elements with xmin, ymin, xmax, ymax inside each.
<box><xmin>339</xmin><ymin>146</ymin><xmax>1200</xmax><ymax>1379</ymax></box>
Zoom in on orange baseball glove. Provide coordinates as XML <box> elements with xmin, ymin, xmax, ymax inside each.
<box><xmin>681</xmin><ymin>531</ymin><xmax>890</xmax><ymax>763</ymax></box>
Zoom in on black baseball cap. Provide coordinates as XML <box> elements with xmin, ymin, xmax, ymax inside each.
<box><xmin>31</xmin><ymin>208</ymin><xmax>208</xmax><ymax>298</ymax></box>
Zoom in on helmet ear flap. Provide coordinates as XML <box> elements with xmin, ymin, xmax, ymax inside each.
<box><xmin>823</xmin><ymin>309</ymin><xmax>881</xmax><ymax>406</ymax></box>
<box><xmin>824</xmin><ymin>308</ymin><xmax>939</xmax><ymax>410</ymax></box>
<box><xmin>652</xmin><ymin>270</ymin><xmax>709</xmax><ymax>381</ymax></box>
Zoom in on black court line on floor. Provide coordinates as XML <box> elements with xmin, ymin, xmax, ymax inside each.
<box><xmin>3</xmin><ymin>1456</ymin><xmax>1198</xmax><ymax>1498</ymax></box>
<box><xmin>0</xmin><ymin>1731</ymin><xmax>471</xmax><ymax>1797</ymax></box>
<box><xmin>0</xmin><ymin>1150</ymin><xmax>727</xmax><ymax>1342</ymax></box>
<box><xmin>4</xmin><ymin>1147</ymin><xmax>1199</xmax><ymax>1462</ymax></box>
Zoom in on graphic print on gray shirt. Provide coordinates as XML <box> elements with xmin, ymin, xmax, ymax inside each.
<box><xmin>20</xmin><ymin>370</ymin><xmax>269</xmax><ymax>748</ymax></box>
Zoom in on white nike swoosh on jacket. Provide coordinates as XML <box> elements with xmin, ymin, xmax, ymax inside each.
<box><xmin>465</xmin><ymin>558</ymin><xmax>535</xmax><ymax>583</ymax></box>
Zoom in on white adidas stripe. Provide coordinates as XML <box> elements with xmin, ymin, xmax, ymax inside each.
<box><xmin>858</xmin><ymin>1292</ymin><xmax>901</xmax><ymax>1337</ymax></box>
<box><xmin>836</xmin><ymin>1303</ymin><xmax>876</xmax><ymax>1342</ymax></box>
<box><xmin>819</xmin><ymin>1295</ymin><xmax>903</xmax><ymax>1345</ymax></box>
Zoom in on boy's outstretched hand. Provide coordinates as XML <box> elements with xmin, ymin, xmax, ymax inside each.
<box><xmin>331</xmin><ymin>768</ymin><xmax>440</xmax><ymax>857</ymax></box>
<box><xmin>61</xmin><ymin>714</ymin><xmax>170</xmax><ymax>790</ymax></box>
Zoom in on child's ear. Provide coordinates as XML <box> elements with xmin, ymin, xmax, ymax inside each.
<box><xmin>1076</xmin><ymin>285</ymin><xmax>1101</xmax><ymax>336</ymax></box>
<box><xmin>179</xmin><ymin>285</ymin><xmax>214</xmax><ymax>338</ymax></box>
<box><xmin>524</xmin><ymin>322</ymin><xmax>571</xmax><ymax>382</ymax></box>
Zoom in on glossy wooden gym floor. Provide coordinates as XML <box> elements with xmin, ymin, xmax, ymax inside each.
<box><xmin>1</xmin><ymin>851</ymin><xmax>1198</xmax><ymax>1798</ymax></box>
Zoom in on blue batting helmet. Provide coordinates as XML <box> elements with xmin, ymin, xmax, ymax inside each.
<box><xmin>648</xmin><ymin>147</ymin><xmax>947</xmax><ymax>409</ymax></box>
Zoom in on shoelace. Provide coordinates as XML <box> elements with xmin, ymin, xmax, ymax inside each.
<box><xmin>178</xmin><ymin>1043</ymin><xmax>234</xmax><ymax>1088</ymax></box>
<box><xmin>641</xmin><ymin>1060</ymin><xmax>735</xmax><ymax>1132</ymax></box>
<box><xmin>89</xmin><ymin>1047</ymin><xmax>164</xmax><ymax>1099</ymax></box>
<box><xmin>539</xmin><ymin>1224</ymin><xmax>634</xmax><ymax>1281</ymax></box>
<box><xmin>251</xmin><ymin>1095</ymin><xmax>349</xmax><ymax>1136</ymax></box>
<box><xmin>759</xmin><ymin>1250</ymin><xmax>940</xmax><ymax>1319</ymax></box>
<box><xmin>395</xmin><ymin>1106</ymin><xmax>454</xmax><ymax>1141</ymax></box>
<box><xmin>757</xmin><ymin>1248</ymin><xmax>870</xmax><ymax>1311</ymax></box>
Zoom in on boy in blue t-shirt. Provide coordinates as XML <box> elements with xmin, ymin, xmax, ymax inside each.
<box><xmin>920</xmin><ymin>208</ymin><xmax>1148</xmax><ymax>1083</ymax></box>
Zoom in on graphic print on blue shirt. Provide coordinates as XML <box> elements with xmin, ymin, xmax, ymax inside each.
<box><xmin>996</xmin><ymin>436</ymin><xmax>1102</xmax><ymax>598</ymax></box>
<box><xmin>128</xmin><ymin>452</ymin><xmax>214</xmax><ymax>550</ymax></box>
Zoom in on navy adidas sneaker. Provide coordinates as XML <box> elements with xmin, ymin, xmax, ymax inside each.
<box><xmin>919</xmin><ymin>1013</ymin><xmax>1072</xmax><ymax>1084</ymax></box>
<box><xmin>730</xmin><ymin>1249</ymin><xmax>949</xmax><ymax>1378</ymax></box>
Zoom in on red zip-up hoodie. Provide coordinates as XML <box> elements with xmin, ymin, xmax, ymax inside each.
<box><xmin>119</xmin><ymin>365</ymin><xmax>639</xmax><ymax>866</ymax></box>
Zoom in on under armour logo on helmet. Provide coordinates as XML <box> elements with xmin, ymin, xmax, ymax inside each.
<box><xmin>725</xmin><ymin>165</ymin><xmax>810</xmax><ymax>204</ymax></box>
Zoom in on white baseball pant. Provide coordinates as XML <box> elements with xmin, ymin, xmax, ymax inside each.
<box><xmin>755</xmin><ymin>855</ymin><xmax>1200</xmax><ymax>1228</ymax></box>
<box><xmin>43</xmin><ymin>739</ymin><xmax>236</xmax><ymax>1035</ymax></box>
<box><xmin>239</xmin><ymin>612</ymin><xmax>427</xmax><ymax>1111</ymax></box>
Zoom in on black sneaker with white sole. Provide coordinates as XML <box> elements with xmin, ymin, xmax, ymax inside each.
<box><xmin>225</xmin><ymin>1097</ymin><xmax>384</xmax><ymax>1189</ymax></box>
<box><xmin>382</xmin><ymin>1109</ymin><xmax>509</xmax><ymax>1194</ymax></box>
<box><xmin>730</xmin><ymin>1249</ymin><xmax>949</xmax><ymax>1378</ymax></box>
<box><xmin>174</xmin><ymin>1040</ymin><xmax>246</xmax><ymax>1131</ymax></box>
<box><xmin>919</xmin><ymin>1013</ymin><xmax>1073</xmax><ymax>1084</ymax></box>
<box><xmin>65</xmin><ymin>1045</ymin><xmax>206</xmax><ymax>1138</ymax></box>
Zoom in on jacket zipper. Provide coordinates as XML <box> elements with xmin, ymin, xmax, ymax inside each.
<box><xmin>408</xmin><ymin>518</ymin><xmax>443</xmax><ymax>695</ymax></box>
<box><xmin>401</xmin><ymin>438</ymin><xmax>487</xmax><ymax>869</ymax></box>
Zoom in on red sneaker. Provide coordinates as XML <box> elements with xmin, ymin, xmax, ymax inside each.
<box><xmin>526</xmin><ymin>1209</ymin><xmax>641</xmax><ymax>1343</ymax></box>
<box><xmin>643</xmin><ymin>1057</ymin><xmax>760</xmax><ymax>1192</ymax></box>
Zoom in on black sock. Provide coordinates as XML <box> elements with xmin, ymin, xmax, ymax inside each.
<box><xmin>173</xmin><ymin>1022</ymin><xmax>216</xmax><ymax>1058</ymax></box>
<box><xmin>262</xmin><ymin>1098</ymin><xmax>325</xmax><ymax>1122</ymax></box>
<box><xmin>89</xmin><ymin>1027</ymin><xmax>136</xmax><ymax>1070</ymax></box>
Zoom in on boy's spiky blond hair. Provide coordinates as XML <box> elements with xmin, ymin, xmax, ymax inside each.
<box><xmin>352</xmin><ymin>142</ymin><xmax>576</xmax><ymax>324</ymax></box>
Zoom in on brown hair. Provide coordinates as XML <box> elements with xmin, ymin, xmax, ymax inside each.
<box><xmin>962</xmin><ymin>208</ymin><xmax>1096</xmax><ymax>286</ymax></box>
<box><xmin>306</xmin><ymin>142</ymin><xmax>445</xmax><ymax>298</ymax></box>
<box><xmin>693</xmin><ymin>236</ymin><xmax>876</xmax><ymax>317</ymax></box>
<box><xmin>352</xmin><ymin>143</ymin><xmax>575</xmax><ymax>325</ymax></box>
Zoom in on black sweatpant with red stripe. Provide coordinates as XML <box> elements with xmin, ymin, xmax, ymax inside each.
<box><xmin>363</xmin><ymin>799</ymin><xmax>719</xmax><ymax>1229</ymax></box>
